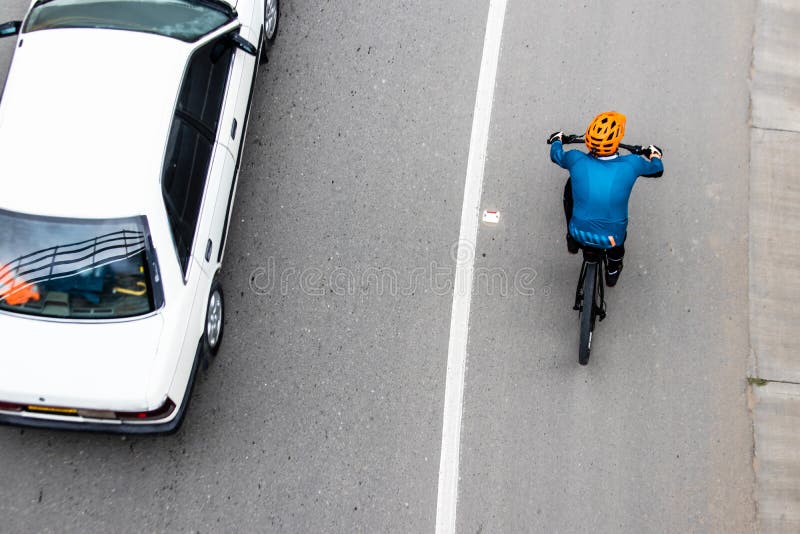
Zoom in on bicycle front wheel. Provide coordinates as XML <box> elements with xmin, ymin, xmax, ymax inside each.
<box><xmin>578</xmin><ymin>262</ymin><xmax>597</xmax><ymax>365</ymax></box>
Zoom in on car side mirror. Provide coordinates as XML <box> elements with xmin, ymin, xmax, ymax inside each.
<box><xmin>0</xmin><ymin>21</ymin><xmax>21</xmax><ymax>39</ymax></box>
<box><xmin>230</xmin><ymin>33</ymin><xmax>257</xmax><ymax>56</ymax></box>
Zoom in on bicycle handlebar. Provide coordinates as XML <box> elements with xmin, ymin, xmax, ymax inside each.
<box><xmin>559</xmin><ymin>134</ymin><xmax>661</xmax><ymax>157</ymax></box>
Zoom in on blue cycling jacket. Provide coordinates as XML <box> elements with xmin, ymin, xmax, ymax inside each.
<box><xmin>550</xmin><ymin>140</ymin><xmax>663</xmax><ymax>249</ymax></box>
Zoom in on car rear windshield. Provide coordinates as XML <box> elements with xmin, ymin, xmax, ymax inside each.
<box><xmin>23</xmin><ymin>0</ymin><xmax>232</xmax><ymax>42</ymax></box>
<box><xmin>0</xmin><ymin>210</ymin><xmax>159</xmax><ymax>320</ymax></box>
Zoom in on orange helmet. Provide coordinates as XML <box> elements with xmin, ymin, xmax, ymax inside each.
<box><xmin>585</xmin><ymin>111</ymin><xmax>626</xmax><ymax>156</ymax></box>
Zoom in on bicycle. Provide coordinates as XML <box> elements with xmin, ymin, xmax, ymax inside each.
<box><xmin>558</xmin><ymin>134</ymin><xmax>661</xmax><ymax>365</ymax></box>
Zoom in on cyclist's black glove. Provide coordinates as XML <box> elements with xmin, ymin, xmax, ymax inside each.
<box><xmin>642</xmin><ymin>145</ymin><xmax>663</xmax><ymax>160</ymax></box>
<box><xmin>547</xmin><ymin>131</ymin><xmax>564</xmax><ymax>145</ymax></box>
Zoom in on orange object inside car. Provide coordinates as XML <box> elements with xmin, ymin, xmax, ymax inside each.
<box><xmin>0</xmin><ymin>264</ymin><xmax>40</xmax><ymax>306</ymax></box>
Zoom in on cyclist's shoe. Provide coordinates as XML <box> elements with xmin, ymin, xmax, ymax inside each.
<box><xmin>605</xmin><ymin>264</ymin><xmax>623</xmax><ymax>287</ymax></box>
<box><xmin>566</xmin><ymin>233</ymin><xmax>579</xmax><ymax>254</ymax></box>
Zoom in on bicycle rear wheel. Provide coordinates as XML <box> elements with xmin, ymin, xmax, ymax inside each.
<box><xmin>578</xmin><ymin>262</ymin><xmax>597</xmax><ymax>365</ymax></box>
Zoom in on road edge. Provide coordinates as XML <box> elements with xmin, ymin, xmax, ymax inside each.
<box><xmin>748</xmin><ymin>0</ymin><xmax>800</xmax><ymax>532</ymax></box>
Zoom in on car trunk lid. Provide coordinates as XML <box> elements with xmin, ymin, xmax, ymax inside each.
<box><xmin>0</xmin><ymin>312</ymin><xmax>164</xmax><ymax>412</ymax></box>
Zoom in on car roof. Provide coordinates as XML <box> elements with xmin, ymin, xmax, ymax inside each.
<box><xmin>0</xmin><ymin>28</ymin><xmax>193</xmax><ymax>219</ymax></box>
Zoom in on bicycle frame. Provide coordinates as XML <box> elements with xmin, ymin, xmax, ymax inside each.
<box><xmin>573</xmin><ymin>247</ymin><xmax>607</xmax><ymax>322</ymax></box>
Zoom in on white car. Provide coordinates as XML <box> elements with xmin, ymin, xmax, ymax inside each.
<box><xmin>0</xmin><ymin>0</ymin><xmax>278</xmax><ymax>433</ymax></box>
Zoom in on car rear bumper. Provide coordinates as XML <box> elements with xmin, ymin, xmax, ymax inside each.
<box><xmin>0</xmin><ymin>340</ymin><xmax>203</xmax><ymax>436</ymax></box>
<box><xmin>0</xmin><ymin>410</ymin><xmax>182</xmax><ymax>435</ymax></box>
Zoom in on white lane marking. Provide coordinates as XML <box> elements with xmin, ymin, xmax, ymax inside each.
<box><xmin>435</xmin><ymin>1</ymin><xmax>507</xmax><ymax>533</ymax></box>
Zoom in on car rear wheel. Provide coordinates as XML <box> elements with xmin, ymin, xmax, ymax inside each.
<box><xmin>204</xmin><ymin>279</ymin><xmax>224</xmax><ymax>357</ymax></box>
<box><xmin>264</xmin><ymin>0</ymin><xmax>279</xmax><ymax>43</ymax></box>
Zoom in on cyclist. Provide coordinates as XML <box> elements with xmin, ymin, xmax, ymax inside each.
<box><xmin>547</xmin><ymin>111</ymin><xmax>663</xmax><ymax>287</ymax></box>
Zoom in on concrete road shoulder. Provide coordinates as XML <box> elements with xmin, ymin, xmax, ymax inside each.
<box><xmin>749</xmin><ymin>0</ymin><xmax>800</xmax><ymax>532</ymax></box>
<box><xmin>751</xmin><ymin>382</ymin><xmax>800</xmax><ymax>532</ymax></box>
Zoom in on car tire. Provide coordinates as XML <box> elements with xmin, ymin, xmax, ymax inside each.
<box><xmin>264</xmin><ymin>0</ymin><xmax>279</xmax><ymax>43</ymax></box>
<box><xmin>204</xmin><ymin>278</ymin><xmax>225</xmax><ymax>357</ymax></box>
<box><xmin>260</xmin><ymin>0</ymin><xmax>279</xmax><ymax>64</ymax></box>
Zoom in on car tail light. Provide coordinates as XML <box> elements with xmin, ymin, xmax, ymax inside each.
<box><xmin>0</xmin><ymin>401</ymin><xmax>24</xmax><ymax>412</ymax></box>
<box><xmin>115</xmin><ymin>398</ymin><xmax>175</xmax><ymax>422</ymax></box>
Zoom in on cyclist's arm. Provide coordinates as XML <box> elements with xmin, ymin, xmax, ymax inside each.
<box><xmin>550</xmin><ymin>140</ymin><xmax>581</xmax><ymax>170</ymax></box>
<box><xmin>635</xmin><ymin>154</ymin><xmax>664</xmax><ymax>178</ymax></box>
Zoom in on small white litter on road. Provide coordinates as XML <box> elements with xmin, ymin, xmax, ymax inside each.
<box><xmin>482</xmin><ymin>210</ymin><xmax>500</xmax><ymax>224</ymax></box>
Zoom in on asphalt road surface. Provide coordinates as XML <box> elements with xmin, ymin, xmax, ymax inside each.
<box><xmin>0</xmin><ymin>1</ymin><xmax>756</xmax><ymax>532</ymax></box>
